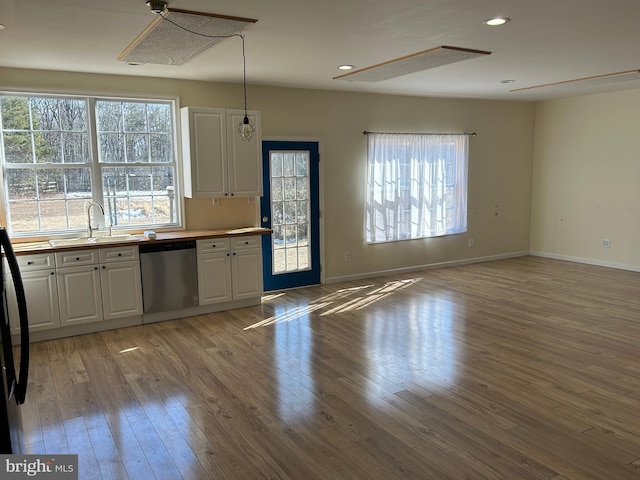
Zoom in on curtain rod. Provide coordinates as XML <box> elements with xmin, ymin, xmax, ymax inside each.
<box><xmin>362</xmin><ymin>130</ymin><xmax>476</xmax><ymax>136</ymax></box>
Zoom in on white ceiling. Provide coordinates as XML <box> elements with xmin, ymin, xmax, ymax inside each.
<box><xmin>1</xmin><ymin>0</ymin><xmax>640</xmax><ymax>101</ymax></box>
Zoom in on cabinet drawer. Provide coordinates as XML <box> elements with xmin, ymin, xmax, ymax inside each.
<box><xmin>197</xmin><ymin>238</ymin><xmax>230</xmax><ymax>254</ymax></box>
<box><xmin>17</xmin><ymin>253</ymin><xmax>56</xmax><ymax>271</ymax></box>
<box><xmin>55</xmin><ymin>249</ymin><xmax>98</xmax><ymax>267</ymax></box>
<box><xmin>99</xmin><ymin>246</ymin><xmax>139</xmax><ymax>263</ymax></box>
<box><xmin>231</xmin><ymin>236</ymin><xmax>261</xmax><ymax>250</ymax></box>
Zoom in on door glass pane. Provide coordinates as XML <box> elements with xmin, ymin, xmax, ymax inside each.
<box><xmin>270</xmin><ymin>150</ymin><xmax>311</xmax><ymax>275</ymax></box>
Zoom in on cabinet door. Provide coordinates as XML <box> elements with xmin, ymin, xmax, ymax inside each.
<box><xmin>100</xmin><ymin>261</ymin><xmax>143</xmax><ymax>320</ymax></box>
<box><xmin>58</xmin><ymin>265</ymin><xmax>103</xmax><ymax>326</ymax></box>
<box><xmin>7</xmin><ymin>269</ymin><xmax>60</xmax><ymax>334</ymax></box>
<box><xmin>181</xmin><ymin>107</ymin><xmax>227</xmax><ymax>198</ymax></box>
<box><xmin>197</xmin><ymin>252</ymin><xmax>232</xmax><ymax>305</ymax></box>
<box><xmin>226</xmin><ymin>109</ymin><xmax>262</xmax><ymax>197</ymax></box>
<box><xmin>231</xmin><ymin>248</ymin><xmax>263</xmax><ymax>300</ymax></box>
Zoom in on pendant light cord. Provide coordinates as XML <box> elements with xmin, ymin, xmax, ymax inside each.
<box><xmin>157</xmin><ymin>12</ymin><xmax>249</xmax><ymax>115</ymax></box>
<box><xmin>241</xmin><ymin>34</ymin><xmax>248</xmax><ymax>117</ymax></box>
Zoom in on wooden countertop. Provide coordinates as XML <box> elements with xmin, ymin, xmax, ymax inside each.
<box><xmin>12</xmin><ymin>227</ymin><xmax>272</xmax><ymax>255</ymax></box>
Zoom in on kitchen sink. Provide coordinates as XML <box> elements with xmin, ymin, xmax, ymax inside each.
<box><xmin>48</xmin><ymin>234</ymin><xmax>139</xmax><ymax>247</ymax></box>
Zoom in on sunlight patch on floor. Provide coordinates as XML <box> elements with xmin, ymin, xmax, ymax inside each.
<box><xmin>119</xmin><ymin>346</ymin><xmax>140</xmax><ymax>354</ymax></box>
<box><xmin>247</xmin><ymin>277</ymin><xmax>423</xmax><ymax>328</ymax></box>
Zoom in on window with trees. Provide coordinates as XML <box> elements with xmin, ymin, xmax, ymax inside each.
<box><xmin>0</xmin><ymin>93</ymin><xmax>180</xmax><ymax>237</ymax></box>
<box><xmin>365</xmin><ymin>133</ymin><xmax>468</xmax><ymax>243</ymax></box>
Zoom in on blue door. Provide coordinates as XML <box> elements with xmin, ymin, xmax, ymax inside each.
<box><xmin>260</xmin><ymin>141</ymin><xmax>320</xmax><ymax>291</ymax></box>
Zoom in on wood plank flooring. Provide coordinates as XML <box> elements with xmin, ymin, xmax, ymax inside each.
<box><xmin>20</xmin><ymin>256</ymin><xmax>640</xmax><ymax>479</ymax></box>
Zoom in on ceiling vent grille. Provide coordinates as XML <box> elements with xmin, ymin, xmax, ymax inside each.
<box><xmin>333</xmin><ymin>45</ymin><xmax>491</xmax><ymax>82</ymax></box>
<box><xmin>118</xmin><ymin>9</ymin><xmax>257</xmax><ymax>66</ymax></box>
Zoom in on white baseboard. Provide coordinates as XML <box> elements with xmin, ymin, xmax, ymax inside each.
<box><xmin>18</xmin><ymin>297</ymin><xmax>264</xmax><ymax>344</ymax></box>
<box><xmin>325</xmin><ymin>251</ymin><xmax>530</xmax><ymax>284</ymax></box>
<box><xmin>17</xmin><ymin>315</ymin><xmax>142</xmax><ymax>344</ymax></box>
<box><xmin>529</xmin><ymin>251</ymin><xmax>640</xmax><ymax>273</ymax></box>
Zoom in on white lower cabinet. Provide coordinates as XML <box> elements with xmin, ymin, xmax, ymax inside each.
<box><xmin>55</xmin><ymin>246</ymin><xmax>142</xmax><ymax>327</ymax></box>
<box><xmin>197</xmin><ymin>236</ymin><xmax>263</xmax><ymax>305</ymax></box>
<box><xmin>14</xmin><ymin>234</ymin><xmax>263</xmax><ymax>338</ymax></box>
<box><xmin>231</xmin><ymin>243</ymin><xmax>264</xmax><ymax>300</ymax></box>
<box><xmin>15</xmin><ymin>269</ymin><xmax>61</xmax><ymax>332</ymax></box>
<box><xmin>6</xmin><ymin>253</ymin><xmax>60</xmax><ymax>334</ymax></box>
<box><xmin>57</xmin><ymin>263</ymin><xmax>103</xmax><ymax>326</ymax></box>
<box><xmin>197</xmin><ymin>238</ymin><xmax>232</xmax><ymax>305</ymax></box>
<box><xmin>100</xmin><ymin>260</ymin><xmax>143</xmax><ymax>319</ymax></box>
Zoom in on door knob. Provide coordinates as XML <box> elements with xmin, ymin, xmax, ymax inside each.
<box><xmin>262</xmin><ymin>216</ymin><xmax>269</xmax><ymax>223</ymax></box>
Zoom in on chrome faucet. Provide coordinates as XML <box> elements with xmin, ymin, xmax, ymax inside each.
<box><xmin>86</xmin><ymin>201</ymin><xmax>105</xmax><ymax>238</ymax></box>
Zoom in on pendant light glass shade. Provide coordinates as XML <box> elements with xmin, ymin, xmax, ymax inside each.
<box><xmin>238</xmin><ymin>115</ymin><xmax>255</xmax><ymax>141</ymax></box>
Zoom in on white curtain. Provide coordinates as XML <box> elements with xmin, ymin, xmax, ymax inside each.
<box><xmin>365</xmin><ymin>133</ymin><xmax>468</xmax><ymax>243</ymax></box>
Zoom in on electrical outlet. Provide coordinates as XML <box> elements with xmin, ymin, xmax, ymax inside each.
<box><xmin>468</xmin><ymin>238</ymin><xmax>475</xmax><ymax>248</ymax></box>
<box><xmin>602</xmin><ymin>239</ymin><xmax>611</xmax><ymax>248</ymax></box>
<box><xmin>344</xmin><ymin>252</ymin><xmax>351</xmax><ymax>262</ymax></box>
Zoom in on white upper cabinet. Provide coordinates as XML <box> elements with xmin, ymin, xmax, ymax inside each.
<box><xmin>225</xmin><ymin>109</ymin><xmax>263</xmax><ymax>197</ymax></box>
<box><xmin>181</xmin><ymin>107</ymin><xmax>262</xmax><ymax>198</ymax></box>
<box><xmin>181</xmin><ymin>107</ymin><xmax>226</xmax><ymax>198</ymax></box>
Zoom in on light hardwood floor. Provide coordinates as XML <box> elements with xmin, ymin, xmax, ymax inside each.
<box><xmin>21</xmin><ymin>256</ymin><xmax>640</xmax><ymax>479</ymax></box>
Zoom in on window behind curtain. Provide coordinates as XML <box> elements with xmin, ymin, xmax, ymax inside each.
<box><xmin>365</xmin><ymin>133</ymin><xmax>468</xmax><ymax>243</ymax></box>
<box><xmin>0</xmin><ymin>93</ymin><xmax>180</xmax><ymax>236</ymax></box>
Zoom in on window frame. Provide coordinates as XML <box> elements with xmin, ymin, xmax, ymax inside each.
<box><xmin>0</xmin><ymin>90</ymin><xmax>184</xmax><ymax>240</ymax></box>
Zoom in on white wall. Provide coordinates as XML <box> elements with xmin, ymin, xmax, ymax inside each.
<box><xmin>530</xmin><ymin>88</ymin><xmax>640</xmax><ymax>271</ymax></box>
<box><xmin>1</xmin><ymin>67</ymin><xmax>536</xmax><ymax>281</ymax></box>
<box><xmin>319</xmin><ymin>92</ymin><xmax>534</xmax><ymax>281</ymax></box>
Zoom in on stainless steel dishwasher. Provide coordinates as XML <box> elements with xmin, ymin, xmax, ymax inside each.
<box><xmin>139</xmin><ymin>240</ymin><xmax>198</xmax><ymax>314</ymax></box>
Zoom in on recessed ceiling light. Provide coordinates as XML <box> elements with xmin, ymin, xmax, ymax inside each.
<box><xmin>485</xmin><ymin>17</ymin><xmax>510</xmax><ymax>26</ymax></box>
<box><xmin>338</xmin><ymin>65</ymin><xmax>354</xmax><ymax>70</ymax></box>
<box><xmin>500</xmin><ymin>79</ymin><xmax>515</xmax><ymax>84</ymax></box>
<box><xmin>127</xmin><ymin>61</ymin><xmax>145</xmax><ymax>66</ymax></box>
<box><xmin>0</xmin><ymin>24</ymin><xmax>5</xmax><ymax>30</ymax></box>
